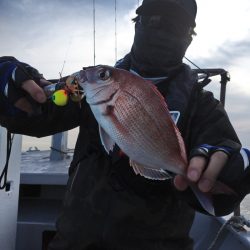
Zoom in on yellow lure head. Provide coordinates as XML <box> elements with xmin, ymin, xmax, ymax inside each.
<box><xmin>52</xmin><ymin>89</ymin><xmax>69</xmax><ymax>106</ymax></box>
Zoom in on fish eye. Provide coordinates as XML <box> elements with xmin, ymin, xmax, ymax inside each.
<box><xmin>98</xmin><ymin>69</ymin><xmax>110</xmax><ymax>81</ymax></box>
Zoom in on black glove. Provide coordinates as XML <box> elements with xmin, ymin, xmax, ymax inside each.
<box><xmin>186</xmin><ymin>145</ymin><xmax>250</xmax><ymax>216</ymax></box>
<box><xmin>0</xmin><ymin>56</ymin><xmax>44</xmax><ymax>116</ymax></box>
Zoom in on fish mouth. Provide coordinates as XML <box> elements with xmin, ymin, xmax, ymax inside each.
<box><xmin>77</xmin><ymin>70</ymin><xmax>88</xmax><ymax>84</ymax></box>
<box><xmin>89</xmin><ymin>89</ymin><xmax>118</xmax><ymax>106</ymax></box>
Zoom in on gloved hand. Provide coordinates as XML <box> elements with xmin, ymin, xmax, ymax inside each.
<box><xmin>174</xmin><ymin>144</ymin><xmax>250</xmax><ymax>216</ymax></box>
<box><xmin>0</xmin><ymin>57</ymin><xmax>50</xmax><ymax>116</ymax></box>
<box><xmin>174</xmin><ymin>144</ymin><xmax>250</xmax><ymax>195</ymax></box>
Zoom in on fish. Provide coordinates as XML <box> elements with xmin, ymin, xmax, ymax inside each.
<box><xmin>77</xmin><ymin>65</ymin><xmax>236</xmax><ymax>215</ymax></box>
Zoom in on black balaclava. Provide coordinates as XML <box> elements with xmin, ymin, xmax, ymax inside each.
<box><xmin>130</xmin><ymin>0</ymin><xmax>197</xmax><ymax>77</ymax></box>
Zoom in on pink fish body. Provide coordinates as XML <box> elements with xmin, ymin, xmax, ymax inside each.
<box><xmin>78</xmin><ymin>65</ymin><xmax>187</xmax><ymax>180</ymax></box>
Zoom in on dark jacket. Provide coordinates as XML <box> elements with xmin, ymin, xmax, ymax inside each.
<box><xmin>0</xmin><ymin>56</ymin><xmax>246</xmax><ymax>250</ymax></box>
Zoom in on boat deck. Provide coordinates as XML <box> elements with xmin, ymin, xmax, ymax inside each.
<box><xmin>20</xmin><ymin>149</ymin><xmax>72</xmax><ymax>185</ymax></box>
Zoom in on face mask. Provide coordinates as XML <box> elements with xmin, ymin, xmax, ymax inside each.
<box><xmin>130</xmin><ymin>16</ymin><xmax>192</xmax><ymax>77</ymax></box>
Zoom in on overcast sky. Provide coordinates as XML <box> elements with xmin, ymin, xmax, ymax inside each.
<box><xmin>0</xmin><ymin>0</ymin><xmax>250</xmax><ymax>149</ymax></box>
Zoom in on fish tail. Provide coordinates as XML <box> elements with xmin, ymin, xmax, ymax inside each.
<box><xmin>190</xmin><ymin>185</ymin><xmax>215</xmax><ymax>216</ymax></box>
<box><xmin>190</xmin><ymin>181</ymin><xmax>238</xmax><ymax>216</ymax></box>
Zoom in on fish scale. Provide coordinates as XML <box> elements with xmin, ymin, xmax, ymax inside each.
<box><xmin>122</xmin><ymin>79</ymin><xmax>185</xmax><ymax>162</ymax></box>
<box><xmin>79</xmin><ymin>66</ymin><xmax>187</xmax><ymax>175</ymax></box>
<box><xmin>113</xmin><ymin>92</ymin><xmax>163</xmax><ymax>164</ymax></box>
<box><xmin>112</xmin><ymin>94</ymin><xmax>151</xmax><ymax>155</ymax></box>
<box><xmin>114</xmin><ymin>90</ymin><xmax>170</xmax><ymax>165</ymax></box>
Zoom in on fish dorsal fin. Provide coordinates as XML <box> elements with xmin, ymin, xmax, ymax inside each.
<box><xmin>99</xmin><ymin>125</ymin><xmax>115</xmax><ymax>154</ymax></box>
<box><xmin>130</xmin><ymin>160</ymin><xmax>172</xmax><ymax>180</ymax></box>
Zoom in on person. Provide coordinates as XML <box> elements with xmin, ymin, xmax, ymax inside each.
<box><xmin>0</xmin><ymin>0</ymin><xmax>250</xmax><ymax>249</ymax></box>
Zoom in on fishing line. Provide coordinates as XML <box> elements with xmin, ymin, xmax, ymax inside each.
<box><xmin>59</xmin><ymin>35</ymin><xmax>74</xmax><ymax>80</ymax></box>
<box><xmin>184</xmin><ymin>56</ymin><xmax>211</xmax><ymax>87</ymax></box>
<box><xmin>184</xmin><ymin>56</ymin><xmax>209</xmax><ymax>76</ymax></box>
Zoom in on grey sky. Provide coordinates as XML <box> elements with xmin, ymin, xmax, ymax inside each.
<box><xmin>193</xmin><ymin>35</ymin><xmax>250</xmax><ymax>69</ymax></box>
<box><xmin>0</xmin><ymin>0</ymin><xmax>138</xmax><ymax>77</ymax></box>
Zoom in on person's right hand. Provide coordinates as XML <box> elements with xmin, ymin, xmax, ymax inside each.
<box><xmin>1</xmin><ymin>61</ymin><xmax>52</xmax><ymax>115</ymax></box>
<box><xmin>14</xmin><ymin>78</ymin><xmax>50</xmax><ymax>115</ymax></box>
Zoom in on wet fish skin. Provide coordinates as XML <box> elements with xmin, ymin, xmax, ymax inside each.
<box><xmin>78</xmin><ymin>65</ymin><xmax>187</xmax><ymax>178</ymax></box>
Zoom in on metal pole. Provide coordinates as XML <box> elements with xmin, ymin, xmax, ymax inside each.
<box><xmin>50</xmin><ymin>132</ymin><xmax>68</xmax><ymax>161</ymax></box>
<box><xmin>93</xmin><ymin>0</ymin><xmax>96</xmax><ymax>66</ymax></box>
<box><xmin>220</xmin><ymin>82</ymin><xmax>226</xmax><ymax>107</ymax></box>
<box><xmin>114</xmin><ymin>0</ymin><xmax>117</xmax><ymax>63</ymax></box>
<box><xmin>218</xmin><ymin>71</ymin><xmax>241</xmax><ymax>217</ymax></box>
<box><xmin>220</xmin><ymin>71</ymin><xmax>230</xmax><ymax>107</ymax></box>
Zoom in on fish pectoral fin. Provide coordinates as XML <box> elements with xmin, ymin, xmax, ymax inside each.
<box><xmin>99</xmin><ymin>126</ymin><xmax>115</xmax><ymax>154</ymax></box>
<box><xmin>130</xmin><ymin>160</ymin><xmax>172</xmax><ymax>180</ymax></box>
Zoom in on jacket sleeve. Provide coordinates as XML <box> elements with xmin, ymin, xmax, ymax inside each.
<box><xmin>182</xmin><ymin>88</ymin><xmax>250</xmax><ymax>216</ymax></box>
<box><xmin>0</xmin><ymin>94</ymin><xmax>84</xmax><ymax>137</ymax></box>
<box><xmin>185</xmin><ymin>89</ymin><xmax>241</xmax><ymax>152</ymax></box>
<box><xmin>0</xmin><ymin>56</ymin><xmax>83</xmax><ymax>137</ymax></box>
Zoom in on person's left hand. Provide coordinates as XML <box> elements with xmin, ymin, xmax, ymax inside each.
<box><xmin>174</xmin><ymin>151</ymin><xmax>229</xmax><ymax>192</ymax></box>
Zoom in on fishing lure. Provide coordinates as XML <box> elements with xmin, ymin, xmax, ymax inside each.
<box><xmin>44</xmin><ymin>74</ymin><xmax>84</xmax><ymax>106</ymax></box>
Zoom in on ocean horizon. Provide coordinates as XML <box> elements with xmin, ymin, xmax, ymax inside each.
<box><xmin>21</xmin><ymin>128</ymin><xmax>79</xmax><ymax>152</ymax></box>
